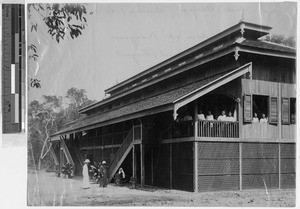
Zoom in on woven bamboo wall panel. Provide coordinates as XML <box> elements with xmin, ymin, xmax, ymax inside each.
<box><xmin>198</xmin><ymin>175</ymin><xmax>239</xmax><ymax>191</ymax></box>
<box><xmin>198</xmin><ymin>159</ymin><xmax>239</xmax><ymax>175</ymax></box>
<box><xmin>198</xmin><ymin>142</ymin><xmax>239</xmax><ymax>159</ymax></box>
<box><xmin>281</xmin><ymin>173</ymin><xmax>295</xmax><ymax>188</ymax></box>
<box><xmin>172</xmin><ymin>158</ymin><xmax>193</xmax><ymax>174</ymax></box>
<box><xmin>242</xmin><ymin>143</ymin><xmax>278</xmax><ymax>158</ymax></box>
<box><xmin>242</xmin><ymin>174</ymin><xmax>279</xmax><ymax>189</ymax></box>
<box><xmin>242</xmin><ymin>159</ymin><xmax>278</xmax><ymax>174</ymax></box>
<box><xmin>153</xmin><ymin>144</ymin><xmax>170</xmax><ymax>188</ymax></box>
<box><xmin>281</xmin><ymin>143</ymin><xmax>295</xmax><ymax>158</ymax></box>
<box><xmin>172</xmin><ymin>142</ymin><xmax>193</xmax><ymax>159</ymax></box>
<box><xmin>172</xmin><ymin>142</ymin><xmax>193</xmax><ymax>191</ymax></box>
<box><xmin>173</xmin><ymin>173</ymin><xmax>193</xmax><ymax>191</ymax></box>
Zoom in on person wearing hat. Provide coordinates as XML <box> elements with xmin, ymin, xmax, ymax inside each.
<box><xmin>99</xmin><ymin>160</ymin><xmax>108</xmax><ymax>187</ymax></box>
<box><xmin>82</xmin><ymin>159</ymin><xmax>90</xmax><ymax>189</ymax></box>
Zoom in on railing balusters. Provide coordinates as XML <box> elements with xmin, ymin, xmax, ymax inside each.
<box><xmin>197</xmin><ymin>120</ymin><xmax>239</xmax><ymax>138</ymax></box>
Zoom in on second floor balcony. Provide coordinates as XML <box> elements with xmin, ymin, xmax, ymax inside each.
<box><xmin>162</xmin><ymin>120</ymin><xmax>239</xmax><ymax>139</ymax></box>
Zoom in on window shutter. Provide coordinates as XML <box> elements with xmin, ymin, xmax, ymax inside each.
<box><xmin>243</xmin><ymin>94</ymin><xmax>252</xmax><ymax>122</ymax></box>
<box><xmin>282</xmin><ymin>98</ymin><xmax>290</xmax><ymax>124</ymax></box>
<box><xmin>269</xmin><ymin>97</ymin><xmax>278</xmax><ymax>124</ymax></box>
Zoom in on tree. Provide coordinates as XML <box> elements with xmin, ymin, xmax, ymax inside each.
<box><xmin>27</xmin><ymin>3</ymin><xmax>91</xmax><ymax>88</ymax></box>
<box><xmin>28</xmin><ymin>88</ymin><xmax>95</xmax><ymax>170</ymax></box>
<box><xmin>65</xmin><ymin>88</ymin><xmax>95</xmax><ymax>121</ymax></box>
<box><xmin>262</xmin><ymin>34</ymin><xmax>296</xmax><ymax>47</ymax></box>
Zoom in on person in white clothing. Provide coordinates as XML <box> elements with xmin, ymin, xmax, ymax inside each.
<box><xmin>252</xmin><ymin>112</ymin><xmax>259</xmax><ymax>123</ymax></box>
<box><xmin>217</xmin><ymin>110</ymin><xmax>227</xmax><ymax>121</ymax></box>
<box><xmin>197</xmin><ymin>110</ymin><xmax>205</xmax><ymax>120</ymax></box>
<box><xmin>260</xmin><ymin>113</ymin><xmax>268</xmax><ymax>123</ymax></box>
<box><xmin>82</xmin><ymin>159</ymin><xmax>90</xmax><ymax>189</ymax></box>
<box><xmin>226</xmin><ymin>111</ymin><xmax>235</xmax><ymax>121</ymax></box>
<box><xmin>206</xmin><ymin>111</ymin><xmax>214</xmax><ymax>120</ymax></box>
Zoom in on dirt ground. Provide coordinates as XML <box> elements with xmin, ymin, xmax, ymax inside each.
<box><xmin>27</xmin><ymin>170</ymin><xmax>295</xmax><ymax>207</ymax></box>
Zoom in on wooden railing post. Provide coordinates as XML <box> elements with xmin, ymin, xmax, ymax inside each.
<box><xmin>194</xmin><ymin>102</ymin><xmax>198</xmax><ymax>137</ymax></box>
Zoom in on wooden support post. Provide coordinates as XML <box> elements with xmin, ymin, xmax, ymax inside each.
<box><xmin>193</xmin><ymin>101</ymin><xmax>199</xmax><ymax>192</ymax></box>
<box><xmin>194</xmin><ymin>101</ymin><xmax>198</xmax><ymax>137</ymax></box>
<box><xmin>194</xmin><ymin>141</ymin><xmax>198</xmax><ymax>192</ymax></box>
<box><xmin>151</xmin><ymin>145</ymin><xmax>154</xmax><ymax>185</ymax></box>
<box><xmin>278</xmin><ymin>83</ymin><xmax>282</xmax><ymax>140</ymax></box>
<box><xmin>239</xmin><ymin>142</ymin><xmax>243</xmax><ymax>190</ymax></box>
<box><xmin>140</xmin><ymin>143</ymin><xmax>145</xmax><ymax>187</ymax></box>
<box><xmin>278</xmin><ymin>143</ymin><xmax>281</xmax><ymax>189</ymax></box>
<box><xmin>132</xmin><ymin>145</ymin><xmax>136</xmax><ymax>178</ymax></box>
<box><xmin>170</xmin><ymin>143</ymin><xmax>172</xmax><ymax>189</ymax></box>
<box><xmin>238</xmin><ymin>78</ymin><xmax>243</xmax><ymax>138</ymax></box>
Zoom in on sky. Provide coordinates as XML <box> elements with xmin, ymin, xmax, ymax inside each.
<box><xmin>27</xmin><ymin>2</ymin><xmax>297</xmax><ymax>103</ymax></box>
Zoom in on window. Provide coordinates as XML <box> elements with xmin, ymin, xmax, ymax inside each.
<box><xmin>290</xmin><ymin>98</ymin><xmax>296</xmax><ymax>124</ymax></box>
<box><xmin>253</xmin><ymin>95</ymin><xmax>269</xmax><ymax>122</ymax></box>
<box><xmin>243</xmin><ymin>94</ymin><xmax>252</xmax><ymax>122</ymax></box>
<box><xmin>282</xmin><ymin>98</ymin><xmax>290</xmax><ymax>124</ymax></box>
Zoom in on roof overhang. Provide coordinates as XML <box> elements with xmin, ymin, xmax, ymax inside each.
<box><xmin>173</xmin><ymin>62</ymin><xmax>252</xmax><ymax>119</ymax></box>
<box><xmin>50</xmin><ymin>62</ymin><xmax>252</xmax><ymax>140</ymax></box>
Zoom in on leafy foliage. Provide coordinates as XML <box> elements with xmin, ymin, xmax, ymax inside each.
<box><xmin>28</xmin><ymin>3</ymin><xmax>90</xmax><ymax>88</ymax></box>
<box><xmin>30</xmin><ymin>78</ymin><xmax>41</xmax><ymax>88</ymax></box>
<box><xmin>28</xmin><ymin>88</ymin><xmax>96</xmax><ymax>170</ymax></box>
<box><xmin>28</xmin><ymin>3</ymin><xmax>89</xmax><ymax>43</ymax></box>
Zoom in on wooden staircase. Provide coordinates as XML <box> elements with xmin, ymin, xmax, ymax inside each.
<box><xmin>49</xmin><ymin>145</ymin><xmax>59</xmax><ymax>166</ymax></box>
<box><xmin>108</xmin><ymin>125</ymin><xmax>141</xmax><ymax>183</ymax></box>
<box><xmin>61</xmin><ymin>139</ymin><xmax>75</xmax><ymax>166</ymax></box>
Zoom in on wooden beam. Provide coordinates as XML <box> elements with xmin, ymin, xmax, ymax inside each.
<box><xmin>161</xmin><ymin>137</ymin><xmax>195</xmax><ymax>144</ymax></box>
<box><xmin>79</xmin><ymin>144</ymin><xmax>122</xmax><ymax>150</ymax></box>
<box><xmin>195</xmin><ymin>137</ymin><xmax>295</xmax><ymax>143</ymax></box>
<box><xmin>133</xmin><ymin>140</ymin><xmax>142</xmax><ymax>145</ymax></box>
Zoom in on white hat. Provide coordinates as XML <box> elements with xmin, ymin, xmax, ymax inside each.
<box><xmin>102</xmin><ymin>161</ymin><xmax>106</xmax><ymax>164</ymax></box>
<box><xmin>84</xmin><ymin>159</ymin><xmax>90</xmax><ymax>163</ymax></box>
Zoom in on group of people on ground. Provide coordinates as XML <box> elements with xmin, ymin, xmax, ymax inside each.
<box><xmin>82</xmin><ymin>159</ymin><xmax>108</xmax><ymax>189</ymax></box>
<box><xmin>82</xmin><ymin>159</ymin><xmax>127</xmax><ymax>189</ymax></box>
<box><xmin>252</xmin><ymin>112</ymin><xmax>268</xmax><ymax>123</ymax></box>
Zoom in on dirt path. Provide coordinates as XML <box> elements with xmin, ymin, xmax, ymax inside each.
<box><xmin>27</xmin><ymin>170</ymin><xmax>295</xmax><ymax>206</ymax></box>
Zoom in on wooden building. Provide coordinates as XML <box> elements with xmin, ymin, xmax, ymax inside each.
<box><xmin>50</xmin><ymin>21</ymin><xmax>296</xmax><ymax>192</ymax></box>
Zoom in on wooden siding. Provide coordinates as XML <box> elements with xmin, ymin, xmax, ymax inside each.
<box><xmin>242</xmin><ymin>124</ymin><xmax>278</xmax><ymax>140</ymax></box>
<box><xmin>281</xmin><ymin>125</ymin><xmax>296</xmax><ymax>140</ymax></box>
<box><xmin>241</xmin><ymin>79</ymin><xmax>296</xmax><ymax>141</ymax></box>
<box><xmin>241</xmin><ymin>55</ymin><xmax>295</xmax><ymax>84</ymax></box>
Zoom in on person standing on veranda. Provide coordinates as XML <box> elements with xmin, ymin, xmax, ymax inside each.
<box><xmin>82</xmin><ymin>159</ymin><xmax>90</xmax><ymax>189</ymax></box>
